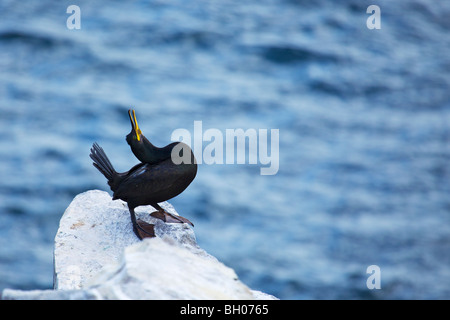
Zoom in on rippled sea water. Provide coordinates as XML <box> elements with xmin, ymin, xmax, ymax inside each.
<box><xmin>0</xmin><ymin>0</ymin><xmax>449</xmax><ymax>299</ymax></box>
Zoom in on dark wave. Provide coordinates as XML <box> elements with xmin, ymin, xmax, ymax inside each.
<box><xmin>0</xmin><ymin>30</ymin><xmax>71</xmax><ymax>49</ymax></box>
<box><xmin>253</xmin><ymin>44</ymin><xmax>342</xmax><ymax>64</ymax></box>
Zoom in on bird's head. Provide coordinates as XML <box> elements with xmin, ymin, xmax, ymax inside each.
<box><xmin>126</xmin><ymin>109</ymin><xmax>143</xmax><ymax>145</ymax></box>
<box><xmin>125</xmin><ymin>109</ymin><xmax>174</xmax><ymax>164</ymax></box>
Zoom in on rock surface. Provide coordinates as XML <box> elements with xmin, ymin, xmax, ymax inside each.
<box><xmin>54</xmin><ymin>190</ymin><xmax>199</xmax><ymax>291</ymax></box>
<box><xmin>1</xmin><ymin>190</ymin><xmax>277</xmax><ymax>300</ymax></box>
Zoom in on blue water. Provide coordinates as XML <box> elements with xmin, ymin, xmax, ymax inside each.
<box><xmin>1</xmin><ymin>0</ymin><xmax>450</xmax><ymax>299</ymax></box>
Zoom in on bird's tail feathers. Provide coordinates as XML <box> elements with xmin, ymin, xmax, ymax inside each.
<box><xmin>90</xmin><ymin>142</ymin><xmax>117</xmax><ymax>182</ymax></box>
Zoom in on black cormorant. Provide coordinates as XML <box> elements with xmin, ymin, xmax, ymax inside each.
<box><xmin>89</xmin><ymin>110</ymin><xmax>197</xmax><ymax>239</ymax></box>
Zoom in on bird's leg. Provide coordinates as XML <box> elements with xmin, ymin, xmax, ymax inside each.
<box><xmin>149</xmin><ymin>205</ymin><xmax>194</xmax><ymax>227</ymax></box>
<box><xmin>129</xmin><ymin>207</ymin><xmax>155</xmax><ymax>239</ymax></box>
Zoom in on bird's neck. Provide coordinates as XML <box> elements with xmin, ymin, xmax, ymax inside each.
<box><xmin>137</xmin><ymin>137</ymin><xmax>173</xmax><ymax>164</ymax></box>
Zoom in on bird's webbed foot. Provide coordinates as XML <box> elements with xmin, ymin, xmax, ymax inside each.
<box><xmin>150</xmin><ymin>210</ymin><xmax>194</xmax><ymax>227</ymax></box>
<box><xmin>134</xmin><ymin>219</ymin><xmax>156</xmax><ymax>239</ymax></box>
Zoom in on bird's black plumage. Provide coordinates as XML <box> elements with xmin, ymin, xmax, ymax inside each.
<box><xmin>89</xmin><ymin>110</ymin><xmax>197</xmax><ymax>239</ymax></box>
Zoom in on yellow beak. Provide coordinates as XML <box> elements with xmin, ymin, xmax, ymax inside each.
<box><xmin>128</xmin><ymin>109</ymin><xmax>142</xmax><ymax>141</ymax></box>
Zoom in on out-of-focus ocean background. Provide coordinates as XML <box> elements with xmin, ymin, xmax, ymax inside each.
<box><xmin>0</xmin><ymin>0</ymin><xmax>449</xmax><ymax>299</ymax></box>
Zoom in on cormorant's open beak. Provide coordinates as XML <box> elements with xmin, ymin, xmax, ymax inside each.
<box><xmin>128</xmin><ymin>109</ymin><xmax>142</xmax><ymax>141</ymax></box>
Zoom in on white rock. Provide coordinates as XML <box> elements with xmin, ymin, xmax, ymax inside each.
<box><xmin>2</xmin><ymin>190</ymin><xmax>277</xmax><ymax>300</ymax></box>
<box><xmin>54</xmin><ymin>189</ymin><xmax>199</xmax><ymax>290</ymax></box>
<box><xmin>85</xmin><ymin>237</ymin><xmax>255</xmax><ymax>299</ymax></box>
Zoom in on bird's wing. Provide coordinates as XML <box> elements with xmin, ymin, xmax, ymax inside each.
<box><xmin>112</xmin><ymin>161</ymin><xmax>187</xmax><ymax>202</ymax></box>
